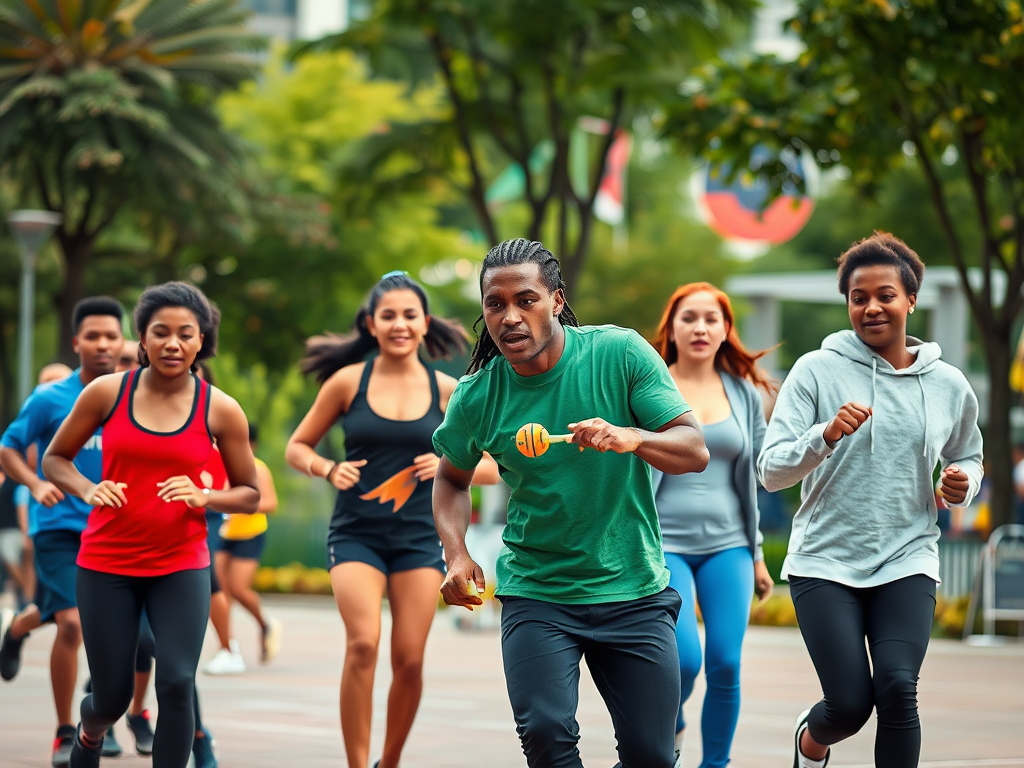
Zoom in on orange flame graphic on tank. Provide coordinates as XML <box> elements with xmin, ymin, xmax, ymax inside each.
<box><xmin>359</xmin><ymin>465</ymin><xmax>419</xmax><ymax>512</ymax></box>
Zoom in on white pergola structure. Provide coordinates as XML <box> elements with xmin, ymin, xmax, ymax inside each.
<box><xmin>726</xmin><ymin>267</ymin><xmax>1003</xmax><ymax>417</ymax></box>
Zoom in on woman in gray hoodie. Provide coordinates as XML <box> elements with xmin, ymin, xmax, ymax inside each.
<box><xmin>757</xmin><ymin>232</ymin><xmax>983</xmax><ymax>768</ymax></box>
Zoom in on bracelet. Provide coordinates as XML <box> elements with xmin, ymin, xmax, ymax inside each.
<box><xmin>323</xmin><ymin>461</ymin><xmax>338</xmax><ymax>480</ymax></box>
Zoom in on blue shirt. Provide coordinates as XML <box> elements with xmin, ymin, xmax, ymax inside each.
<box><xmin>0</xmin><ymin>369</ymin><xmax>102</xmax><ymax>536</ymax></box>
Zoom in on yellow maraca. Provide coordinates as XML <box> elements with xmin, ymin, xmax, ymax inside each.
<box><xmin>514</xmin><ymin>423</ymin><xmax>574</xmax><ymax>458</ymax></box>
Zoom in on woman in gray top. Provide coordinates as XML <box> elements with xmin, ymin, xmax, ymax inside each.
<box><xmin>758</xmin><ymin>233</ymin><xmax>983</xmax><ymax>768</ymax></box>
<box><xmin>652</xmin><ymin>282</ymin><xmax>775</xmax><ymax>768</ymax></box>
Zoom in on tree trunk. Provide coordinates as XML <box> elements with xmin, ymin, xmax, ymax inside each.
<box><xmin>983</xmin><ymin>324</ymin><xmax>1015</xmax><ymax>530</ymax></box>
<box><xmin>563</xmin><ymin>201</ymin><xmax>594</xmax><ymax>291</ymax></box>
<box><xmin>54</xmin><ymin>234</ymin><xmax>94</xmax><ymax>364</ymax></box>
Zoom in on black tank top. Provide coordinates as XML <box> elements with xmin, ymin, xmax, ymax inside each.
<box><xmin>328</xmin><ymin>358</ymin><xmax>444</xmax><ymax>540</ymax></box>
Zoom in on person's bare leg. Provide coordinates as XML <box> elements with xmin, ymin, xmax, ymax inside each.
<box><xmin>209</xmin><ymin>591</ymin><xmax>232</xmax><ymax>650</ymax></box>
<box><xmin>9</xmin><ymin>603</ymin><xmax>43</xmax><ymax>639</ymax></box>
<box><xmin>21</xmin><ymin>543</ymin><xmax>36</xmax><ymax>599</ymax></box>
<box><xmin>130</xmin><ymin>670</ymin><xmax>151</xmax><ymax>716</ymax></box>
<box><xmin>377</xmin><ymin>568</ymin><xmax>443</xmax><ymax>768</ymax></box>
<box><xmin>51</xmin><ymin>607</ymin><xmax>82</xmax><ymax>726</ymax></box>
<box><xmin>3</xmin><ymin>562</ymin><xmax>29</xmax><ymax>597</ymax></box>
<box><xmin>226</xmin><ymin>558</ymin><xmax>265</xmax><ymax>627</ymax></box>
<box><xmin>801</xmin><ymin>727</ymin><xmax>829</xmax><ymax>761</ymax></box>
<box><xmin>330</xmin><ymin>562</ymin><xmax>387</xmax><ymax>768</ymax></box>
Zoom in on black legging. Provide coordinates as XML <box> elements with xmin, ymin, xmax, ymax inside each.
<box><xmin>77</xmin><ymin>567</ymin><xmax>210</xmax><ymax>768</ymax></box>
<box><xmin>137</xmin><ymin>611</ymin><xmax>155</xmax><ymax>673</ymax></box>
<box><xmin>790</xmin><ymin>574</ymin><xmax>936</xmax><ymax>768</ymax></box>
<box><xmin>136</xmin><ymin>610</ymin><xmax>206</xmax><ymax>732</ymax></box>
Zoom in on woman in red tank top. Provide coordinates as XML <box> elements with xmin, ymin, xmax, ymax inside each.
<box><xmin>43</xmin><ymin>282</ymin><xmax>259</xmax><ymax>768</ymax></box>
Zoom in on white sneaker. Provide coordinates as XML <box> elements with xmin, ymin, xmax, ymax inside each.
<box><xmin>203</xmin><ymin>645</ymin><xmax>245</xmax><ymax>676</ymax></box>
<box><xmin>793</xmin><ymin>709</ymin><xmax>829</xmax><ymax>768</ymax></box>
<box><xmin>672</xmin><ymin>748</ymin><xmax>682</xmax><ymax>768</ymax></box>
<box><xmin>261</xmin><ymin>616</ymin><xmax>282</xmax><ymax>663</ymax></box>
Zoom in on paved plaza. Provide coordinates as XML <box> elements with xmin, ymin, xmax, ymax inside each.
<box><xmin>2</xmin><ymin>594</ymin><xmax>1023</xmax><ymax>767</ymax></box>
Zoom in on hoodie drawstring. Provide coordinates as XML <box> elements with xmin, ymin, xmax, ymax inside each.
<box><xmin>918</xmin><ymin>376</ymin><xmax>928</xmax><ymax>457</ymax></box>
<box><xmin>870</xmin><ymin>357</ymin><xmax>877</xmax><ymax>454</ymax></box>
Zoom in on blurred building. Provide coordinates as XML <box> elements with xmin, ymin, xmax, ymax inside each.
<box><xmin>241</xmin><ymin>0</ymin><xmax>371</xmax><ymax>41</ymax></box>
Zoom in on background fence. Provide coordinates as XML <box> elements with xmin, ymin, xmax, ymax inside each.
<box><xmin>261</xmin><ymin>518</ymin><xmax>985</xmax><ymax>598</ymax></box>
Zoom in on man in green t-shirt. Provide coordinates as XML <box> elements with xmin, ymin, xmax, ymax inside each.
<box><xmin>432</xmin><ymin>238</ymin><xmax>709</xmax><ymax>768</ymax></box>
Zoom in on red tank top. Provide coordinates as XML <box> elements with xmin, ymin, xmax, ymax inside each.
<box><xmin>78</xmin><ymin>369</ymin><xmax>214</xmax><ymax>576</ymax></box>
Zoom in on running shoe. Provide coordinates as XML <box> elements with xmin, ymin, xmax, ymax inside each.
<box><xmin>126</xmin><ymin>710</ymin><xmax>155</xmax><ymax>755</ymax></box>
<box><xmin>261</xmin><ymin>615</ymin><xmax>282</xmax><ymax>663</ymax></box>
<box><xmin>673</xmin><ymin>747</ymin><xmax>682</xmax><ymax>768</ymax></box>
<box><xmin>99</xmin><ymin>726</ymin><xmax>122</xmax><ymax>757</ymax></box>
<box><xmin>203</xmin><ymin>644</ymin><xmax>246</xmax><ymax>675</ymax></box>
<box><xmin>52</xmin><ymin>724</ymin><xmax>77</xmax><ymax>767</ymax></box>
<box><xmin>192</xmin><ymin>726</ymin><xmax>218</xmax><ymax>768</ymax></box>
<box><xmin>793</xmin><ymin>709</ymin><xmax>829</xmax><ymax>768</ymax></box>
<box><xmin>0</xmin><ymin>607</ymin><xmax>26</xmax><ymax>681</ymax></box>
<box><xmin>67</xmin><ymin>726</ymin><xmax>100</xmax><ymax>768</ymax></box>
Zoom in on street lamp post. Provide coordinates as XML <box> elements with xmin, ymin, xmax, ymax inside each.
<box><xmin>7</xmin><ymin>210</ymin><xmax>62</xmax><ymax>404</ymax></box>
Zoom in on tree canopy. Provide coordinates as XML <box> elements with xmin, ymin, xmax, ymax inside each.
<box><xmin>0</xmin><ymin>0</ymin><xmax>265</xmax><ymax>359</ymax></box>
<box><xmin>298</xmin><ymin>0</ymin><xmax>754</xmax><ymax>286</ymax></box>
<box><xmin>663</xmin><ymin>0</ymin><xmax>1024</xmax><ymax>526</ymax></box>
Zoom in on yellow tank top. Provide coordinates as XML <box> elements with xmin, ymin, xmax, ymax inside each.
<box><xmin>220</xmin><ymin>458</ymin><xmax>270</xmax><ymax>540</ymax></box>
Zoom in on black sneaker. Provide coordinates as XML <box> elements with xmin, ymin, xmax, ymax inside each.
<box><xmin>793</xmin><ymin>709</ymin><xmax>830</xmax><ymax>768</ymax></box>
<box><xmin>100</xmin><ymin>726</ymin><xmax>122</xmax><ymax>757</ymax></box>
<box><xmin>126</xmin><ymin>710</ymin><xmax>155</xmax><ymax>755</ymax></box>
<box><xmin>0</xmin><ymin>608</ymin><xmax>27</xmax><ymax>681</ymax></box>
<box><xmin>192</xmin><ymin>726</ymin><xmax>218</xmax><ymax>768</ymax></box>
<box><xmin>68</xmin><ymin>726</ymin><xmax>101</xmax><ymax>768</ymax></box>
<box><xmin>52</xmin><ymin>724</ymin><xmax>77</xmax><ymax>767</ymax></box>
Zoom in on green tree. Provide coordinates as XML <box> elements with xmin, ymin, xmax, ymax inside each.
<box><xmin>664</xmin><ymin>0</ymin><xmax>1024</xmax><ymax>527</ymax></box>
<box><xmin>0</xmin><ymin>0</ymin><xmax>264</xmax><ymax>359</ymax></box>
<box><xmin>208</xmin><ymin>48</ymin><xmax>478</xmax><ymax>379</ymax></box>
<box><xmin>300</xmin><ymin>0</ymin><xmax>752</xmax><ymax>287</ymax></box>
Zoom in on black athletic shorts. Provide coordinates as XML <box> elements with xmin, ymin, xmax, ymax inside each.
<box><xmin>327</xmin><ymin>535</ymin><xmax>445</xmax><ymax>577</ymax></box>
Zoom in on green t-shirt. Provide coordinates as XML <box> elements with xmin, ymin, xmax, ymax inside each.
<box><xmin>433</xmin><ymin>324</ymin><xmax>691</xmax><ymax>604</ymax></box>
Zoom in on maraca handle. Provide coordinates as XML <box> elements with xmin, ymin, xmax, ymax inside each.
<box><xmin>547</xmin><ymin>433</ymin><xmax>574</xmax><ymax>444</ymax></box>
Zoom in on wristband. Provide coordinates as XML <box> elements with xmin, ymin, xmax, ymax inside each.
<box><xmin>323</xmin><ymin>461</ymin><xmax>338</xmax><ymax>480</ymax></box>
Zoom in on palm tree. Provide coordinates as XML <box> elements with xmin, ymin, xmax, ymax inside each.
<box><xmin>0</xmin><ymin>0</ymin><xmax>264</xmax><ymax>359</ymax></box>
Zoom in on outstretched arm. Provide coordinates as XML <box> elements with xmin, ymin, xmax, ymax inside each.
<box><xmin>433</xmin><ymin>457</ymin><xmax>486</xmax><ymax>611</ymax></box>
<box><xmin>569</xmin><ymin>412</ymin><xmax>709</xmax><ymax>475</ymax></box>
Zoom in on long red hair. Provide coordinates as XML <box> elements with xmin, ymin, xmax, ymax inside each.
<box><xmin>653</xmin><ymin>282</ymin><xmax>776</xmax><ymax>393</ymax></box>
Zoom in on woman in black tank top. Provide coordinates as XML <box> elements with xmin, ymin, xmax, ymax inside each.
<box><xmin>286</xmin><ymin>274</ymin><xmax>498</xmax><ymax>768</ymax></box>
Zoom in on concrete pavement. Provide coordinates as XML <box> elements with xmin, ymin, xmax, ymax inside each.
<box><xmin>2</xmin><ymin>594</ymin><xmax>1022</xmax><ymax>767</ymax></box>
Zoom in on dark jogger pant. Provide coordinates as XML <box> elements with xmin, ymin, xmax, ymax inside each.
<box><xmin>500</xmin><ymin>587</ymin><xmax>682</xmax><ymax>768</ymax></box>
<box><xmin>790</xmin><ymin>574</ymin><xmax>936</xmax><ymax>768</ymax></box>
<box><xmin>77</xmin><ymin>567</ymin><xmax>210</xmax><ymax>768</ymax></box>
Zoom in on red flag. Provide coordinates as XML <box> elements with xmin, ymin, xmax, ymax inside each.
<box><xmin>594</xmin><ymin>130</ymin><xmax>632</xmax><ymax>225</ymax></box>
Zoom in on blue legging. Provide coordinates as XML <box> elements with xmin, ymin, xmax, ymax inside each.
<box><xmin>665</xmin><ymin>547</ymin><xmax>753</xmax><ymax>768</ymax></box>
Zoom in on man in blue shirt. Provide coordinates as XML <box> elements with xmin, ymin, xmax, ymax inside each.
<box><xmin>0</xmin><ymin>297</ymin><xmax>124</xmax><ymax>767</ymax></box>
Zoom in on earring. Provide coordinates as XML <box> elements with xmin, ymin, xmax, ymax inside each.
<box><xmin>909</xmin><ymin>307</ymin><xmax>915</xmax><ymax>315</ymax></box>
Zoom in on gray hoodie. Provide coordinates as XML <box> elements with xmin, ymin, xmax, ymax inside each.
<box><xmin>757</xmin><ymin>330</ymin><xmax>984</xmax><ymax>587</ymax></box>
